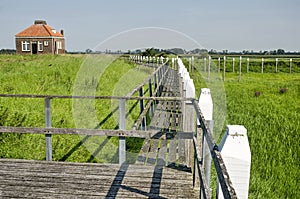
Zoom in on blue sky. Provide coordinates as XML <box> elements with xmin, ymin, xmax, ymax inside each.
<box><xmin>0</xmin><ymin>0</ymin><xmax>299</xmax><ymax>52</ymax></box>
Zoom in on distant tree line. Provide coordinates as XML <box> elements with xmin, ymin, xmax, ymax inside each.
<box><xmin>0</xmin><ymin>49</ymin><xmax>16</xmax><ymax>54</ymax></box>
<box><xmin>1</xmin><ymin>48</ymin><xmax>298</xmax><ymax>56</ymax></box>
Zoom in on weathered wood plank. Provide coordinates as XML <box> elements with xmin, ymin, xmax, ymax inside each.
<box><xmin>146</xmin><ymin>139</ymin><xmax>159</xmax><ymax>165</ymax></box>
<box><xmin>136</xmin><ymin>138</ymin><xmax>151</xmax><ymax>165</ymax></box>
<box><xmin>168</xmin><ymin>139</ymin><xmax>177</xmax><ymax>168</ymax></box>
<box><xmin>0</xmin><ymin>159</ymin><xmax>198</xmax><ymax>198</ymax></box>
<box><xmin>0</xmin><ymin>126</ymin><xmax>159</xmax><ymax>138</ymax></box>
<box><xmin>157</xmin><ymin>139</ymin><xmax>168</xmax><ymax>167</ymax></box>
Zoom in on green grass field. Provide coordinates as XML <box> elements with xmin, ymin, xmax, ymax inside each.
<box><xmin>0</xmin><ymin>54</ymin><xmax>152</xmax><ymax>163</ymax></box>
<box><xmin>189</xmin><ymin>57</ymin><xmax>299</xmax><ymax>198</ymax></box>
<box><xmin>0</xmin><ymin>54</ymin><xmax>299</xmax><ymax>198</ymax></box>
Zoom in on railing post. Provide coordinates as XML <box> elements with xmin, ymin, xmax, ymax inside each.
<box><xmin>261</xmin><ymin>58</ymin><xmax>264</xmax><ymax>74</ymax></box>
<box><xmin>238</xmin><ymin>56</ymin><xmax>242</xmax><ymax>82</ymax></box>
<box><xmin>223</xmin><ymin>56</ymin><xmax>226</xmax><ymax>81</ymax></box>
<box><xmin>218</xmin><ymin>57</ymin><xmax>221</xmax><ymax>73</ymax></box>
<box><xmin>148</xmin><ymin>78</ymin><xmax>154</xmax><ymax>117</ymax></box>
<box><xmin>275</xmin><ymin>58</ymin><xmax>278</xmax><ymax>73</ymax></box>
<box><xmin>198</xmin><ymin>88</ymin><xmax>213</xmax><ymax>195</ymax></box>
<box><xmin>232</xmin><ymin>58</ymin><xmax>235</xmax><ymax>72</ymax></box>
<box><xmin>119</xmin><ymin>99</ymin><xmax>126</xmax><ymax>164</ymax></box>
<box><xmin>139</xmin><ymin>87</ymin><xmax>146</xmax><ymax>130</ymax></box>
<box><xmin>290</xmin><ymin>58</ymin><xmax>292</xmax><ymax>73</ymax></box>
<box><xmin>208</xmin><ymin>56</ymin><xmax>211</xmax><ymax>80</ymax></box>
<box><xmin>247</xmin><ymin>58</ymin><xmax>250</xmax><ymax>73</ymax></box>
<box><xmin>183</xmin><ymin>79</ymin><xmax>195</xmax><ymax>169</ymax></box>
<box><xmin>44</xmin><ymin>97</ymin><xmax>52</xmax><ymax>161</ymax></box>
<box><xmin>192</xmin><ymin>56</ymin><xmax>194</xmax><ymax>77</ymax></box>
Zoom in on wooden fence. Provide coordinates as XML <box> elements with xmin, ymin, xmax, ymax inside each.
<box><xmin>184</xmin><ymin>56</ymin><xmax>300</xmax><ymax>81</ymax></box>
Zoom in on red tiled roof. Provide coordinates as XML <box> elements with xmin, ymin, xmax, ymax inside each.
<box><xmin>16</xmin><ymin>24</ymin><xmax>63</xmax><ymax>37</ymax></box>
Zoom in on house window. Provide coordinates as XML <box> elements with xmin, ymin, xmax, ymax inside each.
<box><xmin>44</xmin><ymin>41</ymin><xmax>49</xmax><ymax>46</ymax></box>
<box><xmin>38</xmin><ymin>41</ymin><xmax>43</xmax><ymax>51</ymax></box>
<box><xmin>21</xmin><ymin>41</ymin><xmax>30</xmax><ymax>51</ymax></box>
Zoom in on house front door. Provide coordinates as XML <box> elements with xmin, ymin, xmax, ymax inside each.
<box><xmin>32</xmin><ymin>43</ymin><xmax>37</xmax><ymax>54</ymax></box>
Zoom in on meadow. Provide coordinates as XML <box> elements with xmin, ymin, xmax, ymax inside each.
<box><xmin>0</xmin><ymin>54</ymin><xmax>152</xmax><ymax>163</ymax></box>
<box><xmin>190</xmin><ymin>57</ymin><xmax>299</xmax><ymax>198</ymax></box>
<box><xmin>0</xmin><ymin>54</ymin><xmax>299</xmax><ymax>198</ymax></box>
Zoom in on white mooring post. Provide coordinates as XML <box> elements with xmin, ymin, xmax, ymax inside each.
<box><xmin>198</xmin><ymin>88</ymin><xmax>213</xmax><ymax>194</ymax></box>
<box><xmin>217</xmin><ymin>125</ymin><xmax>251</xmax><ymax>199</ymax></box>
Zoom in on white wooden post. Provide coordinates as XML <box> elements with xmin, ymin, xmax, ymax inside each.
<box><xmin>290</xmin><ymin>58</ymin><xmax>292</xmax><ymax>73</ymax></box>
<box><xmin>238</xmin><ymin>56</ymin><xmax>242</xmax><ymax>82</ymax></box>
<box><xmin>218</xmin><ymin>57</ymin><xmax>221</xmax><ymax>73</ymax></box>
<box><xmin>246</xmin><ymin>58</ymin><xmax>250</xmax><ymax>73</ymax></box>
<box><xmin>232</xmin><ymin>58</ymin><xmax>235</xmax><ymax>72</ymax></box>
<box><xmin>119</xmin><ymin>99</ymin><xmax>126</xmax><ymax>164</ymax></box>
<box><xmin>172</xmin><ymin>58</ymin><xmax>174</xmax><ymax>69</ymax></box>
<box><xmin>189</xmin><ymin>57</ymin><xmax>192</xmax><ymax>72</ymax></box>
<box><xmin>198</xmin><ymin>88</ymin><xmax>213</xmax><ymax>194</ymax></box>
<box><xmin>223</xmin><ymin>56</ymin><xmax>226</xmax><ymax>81</ymax></box>
<box><xmin>192</xmin><ymin>56</ymin><xmax>194</xmax><ymax>77</ymax></box>
<box><xmin>261</xmin><ymin>58</ymin><xmax>264</xmax><ymax>73</ymax></box>
<box><xmin>208</xmin><ymin>56</ymin><xmax>211</xmax><ymax>80</ymax></box>
<box><xmin>217</xmin><ymin>125</ymin><xmax>251</xmax><ymax>199</ymax></box>
<box><xmin>275</xmin><ymin>58</ymin><xmax>278</xmax><ymax>73</ymax></box>
<box><xmin>185</xmin><ymin>79</ymin><xmax>195</xmax><ymax>169</ymax></box>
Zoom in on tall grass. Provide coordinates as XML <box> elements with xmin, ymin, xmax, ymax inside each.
<box><xmin>189</xmin><ymin>56</ymin><xmax>299</xmax><ymax>198</ymax></box>
<box><xmin>0</xmin><ymin>54</ymin><xmax>152</xmax><ymax>163</ymax></box>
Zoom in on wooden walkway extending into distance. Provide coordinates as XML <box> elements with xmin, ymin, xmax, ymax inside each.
<box><xmin>0</xmin><ymin>59</ymin><xmax>238</xmax><ymax>198</ymax></box>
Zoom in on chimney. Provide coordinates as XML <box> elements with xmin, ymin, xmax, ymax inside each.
<box><xmin>60</xmin><ymin>29</ymin><xmax>64</xmax><ymax>36</ymax></box>
<box><xmin>34</xmin><ymin>20</ymin><xmax>47</xmax><ymax>25</ymax></box>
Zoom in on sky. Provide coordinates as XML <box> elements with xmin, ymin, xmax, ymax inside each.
<box><xmin>0</xmin><ymin>0</ymin><xmax>299</xmax><ymax>52</ymax></box>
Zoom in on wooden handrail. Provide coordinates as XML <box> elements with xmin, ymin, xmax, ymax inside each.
<box><xmin>0</xmin><ymin>94</ymin><xmax>194</xmax><ymax>101</ymax></box>
<box><xmin>192</xmin><ymin>99</ymin><xmax>237</xmax><ymax>199</ymax></box>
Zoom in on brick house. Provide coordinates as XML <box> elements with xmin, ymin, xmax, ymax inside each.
<box><xmin>15</xmin><ymin>20</ymin><xmax>65</xmax><ymax>54</ymax></box>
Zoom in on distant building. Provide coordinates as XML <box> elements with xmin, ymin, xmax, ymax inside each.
<box><xmin>15</xmin><ymin>20</ymin><xmax>65</xmax><ymax>54</ymax></box>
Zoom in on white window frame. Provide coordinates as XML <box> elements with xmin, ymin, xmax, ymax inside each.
<box><xmin>38</xmin><ymin>41</ymin><xmax>43</xmax><ymax>51</ymax></box>
<box><xmin>21</xmin><ymin>41</ymin><xmax>30</xmax><ymax>51</ymax></box>
<box><xmin>44</xmin><ymin>41</ymin><xmax>49</xmax><ymax>46</ymax></box>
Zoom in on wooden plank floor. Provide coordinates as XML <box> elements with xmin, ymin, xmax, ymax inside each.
<box><xmin>0</xmin><ymin>159</ymin><xmax>198</xmax><ymax>198</ymax></box>
<box><xmin>137</xmin><ymin>69</ymin><xmax>191</xmax><ymax>169</ymax></box>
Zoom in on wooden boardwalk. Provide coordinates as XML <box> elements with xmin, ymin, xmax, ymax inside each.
<box><xmin>136</xmin><ymin>68</ymin><xmax>192</xmax><ymax>170</ymax></box>
<box><xmin>0</xmin><ymin>159</ymin><xmax>198</xmax><ymax>198</ymax></box>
